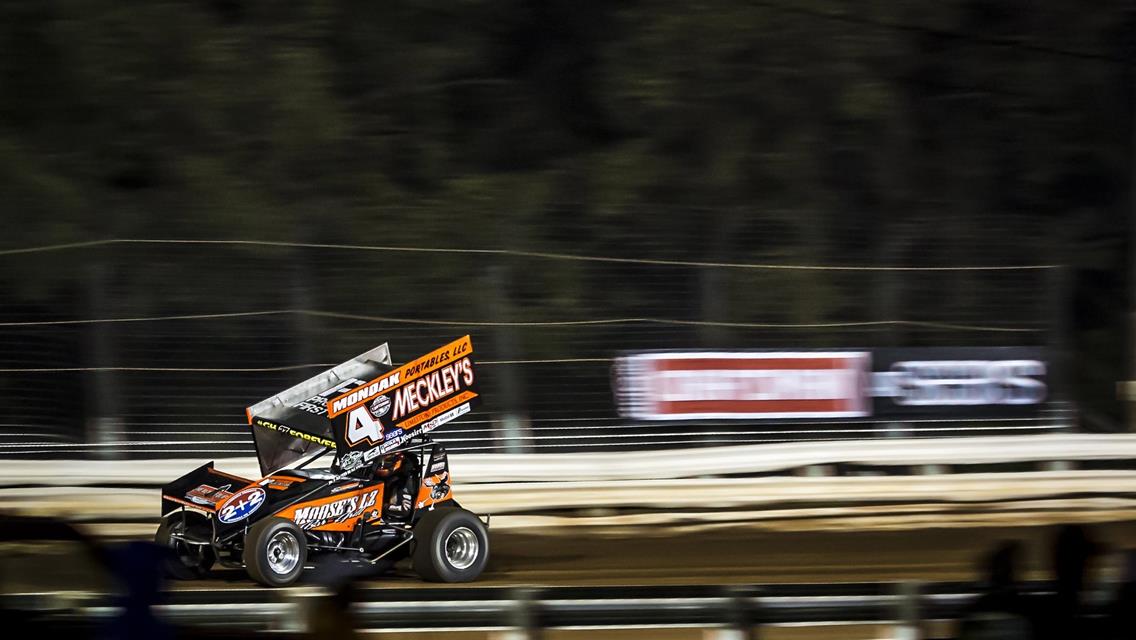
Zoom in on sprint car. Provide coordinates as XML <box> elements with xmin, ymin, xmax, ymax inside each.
<box><xmin>156</xmin><ymin>336</ymin><xmax>488</xmax><ymax>587</ymax></box>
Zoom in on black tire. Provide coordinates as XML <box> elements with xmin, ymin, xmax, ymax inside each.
<box><xmin>155</xmin><ymin>512</ymin><xmax>215</xmax><ymax>579</ymax></box>
<box><xmin>243</xmin><ymin>517</ymin><xmax>308</xmax><ymax>587</ymax></box>
<box><xmin>412</xmin><ymin>508</ymin><xmax>489</xmax><ymax>582</ymax></box>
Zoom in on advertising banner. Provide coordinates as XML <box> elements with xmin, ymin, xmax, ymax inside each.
<box><xmin>613</xmin><ymin>351</ymin><xmax>871</xmax><ymax>420</ymax></box>
<box><xmin>614</xmin><ymin>347</ymin><xmax>1046</xmax><ymax>421</ymax></box>
<box><xmin>869</xmin><ymin>347</ymin><xmax>1047</xmax><ymax>418</ymax></box>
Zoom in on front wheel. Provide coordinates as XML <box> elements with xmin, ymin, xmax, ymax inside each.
<box><xmin>412</xmin><ymin>508</ymin><xmax>489</xmax><ymax>582</ymax></box>
<box><xmin>243</xmin><ymin>517</ymin><xmax>307</xmax><ymax>587</ymax></box>
<box><xmin>155</xmin><ymin>512</ymin><xmax>215</xmax><ymax>579</ymax></box>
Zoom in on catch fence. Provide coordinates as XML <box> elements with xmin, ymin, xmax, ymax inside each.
<box><xmin>0</xmin><ymin>228</ymin><xmax>1070</xmax><ymax>458</ymax></box>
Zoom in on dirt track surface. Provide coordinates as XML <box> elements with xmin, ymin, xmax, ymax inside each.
<box><xmin>151</xmin><ymin>520</ymin><xmax>1136</xmax><ymax>591</ymax></box>
<box><xmin>6</xmin><ymin>520</ymin><xmax>1136</xmax><ymax>594</ymax></box>
<box><xmin>8</xmin><ymin>521</ymin><xmax>1136</xmax><ymax>640</ymax></box>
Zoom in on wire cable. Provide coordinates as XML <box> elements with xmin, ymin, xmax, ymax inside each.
<box><xmin>0</xmin><ymin>238</ymin><xmax>1060</xmax><ymax>271</ymax></box>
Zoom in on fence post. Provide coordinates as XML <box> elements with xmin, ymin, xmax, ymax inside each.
<box><xmin>700</xmin><ymin>266</ymin><xmax>729</xmax><ymax>347</ymax></box>
<box><xmin>718</xmin><ymin>585</ymin><xmax>760</xmax><ymax>640</ymax></box>
<box><xmin>1046</xmin><ymin>264</ymin><xmax>1074</xmax><ymax>431</ymax></box>
<box><xmin>485</xmin><ymin>264</ymin><xmax>530</xmax><ymax>453</ymax></box>
<box><xmin>83</xmin><ymin>259</ymin><xmax>121</xmax><ymax>460</ymax></box>
<box><xmin>894</xmin><ymin>581</ymin><xmax>922</xmax><ymax>640</ymax></box>
<box><xmin>289</xmin><ymin>249</ymin><xmax>317</xmax><ymax>368</ymax></box>
<box><xmin>873</xmin><ymin>230</ymin><xmax>906</xmax><ymax>349</ymax></box>
<box><xmin>498</xmin><ymin>587</ymin><xmax>541</xmax><ymax>640</ymax></box>
<box><xmin>699</xmin><ymin>210</ymin><xmax>742</xmax><ymax>348</ymax></box>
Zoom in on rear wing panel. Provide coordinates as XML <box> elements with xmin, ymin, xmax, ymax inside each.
<box><xmin>160</xmin><ymin>462</ymin><xmax>255</xmax><ymax>516</ymax></box>
<box><xmin>246</xmin><ymin>344</ymin><xmax>393</xmax><ymax>476</ymax></box>
<box><xmin>327</xmin><ymin>335</ymin><xmax>481</xmax><ymax>465</ymax></box>
<box><xmin>246</xmin><ymin>343</ymin><xmax>393</xmax><ymax>422</ymax></box>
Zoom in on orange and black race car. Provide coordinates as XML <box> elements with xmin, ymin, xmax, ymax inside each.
<box><xmin>156</xmin><ymin>336</ymin><xmax>488</xmax><ymax>587</ymax></box>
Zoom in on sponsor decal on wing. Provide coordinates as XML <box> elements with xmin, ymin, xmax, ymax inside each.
<box><xmin>186</xmin><ymin>483</ymin><xmax>233</xmax><ymax>507</ymax></box>
<box><xmin>370</xmin><ymin>395</ymin><xmax>391</xmax><ymax>417</ymax></box>
<box><xmin>328</xmin><ymin>336</ymin><xmax>474</xmax><ymax>419</ymax></box>
<box><xmin>218</xmin><ymin>487</ymin><xmax>267</xmax><ymax>524</ymax></box>
<box><xmin>291</xmin><ymin>377</ymin><xmax>370</xmax><ymax>417</ymax></box>
<box><xmin>330</xmin><ymin>337</ymin><xmax>481</xmax><ymax>454</ymax></box>
<box><xmin>252</xmin><ymin>417</ymin><xmax>337</xmax><ymax>449</ymax></box>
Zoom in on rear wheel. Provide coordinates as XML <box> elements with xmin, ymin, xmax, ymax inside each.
<box><xmin>412</xmin><ymin>508</ymin><xmax>489</xmax><ymax>582</ymax></box>
<box><xmin>155</xmin><ymin>512</ymin><xmax>215</xmax><ymax>579</ymax></box>
<box><xmin>243</xmin><ymin>517</ymin><xmax>307</xmax><ymax>587</ymax></box>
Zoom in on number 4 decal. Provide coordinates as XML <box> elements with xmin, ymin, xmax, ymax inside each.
<box><xmin>346</xmin><ymin>406</ymin><xmax>384</xmax><ymax>446</ymax></box>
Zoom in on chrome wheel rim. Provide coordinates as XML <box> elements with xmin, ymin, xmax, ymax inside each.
<box><xmin>266</xmin><ymin>530</ymin><xmax>300</xmax><ymax>575</ymax></box>
<box><xmin>444</xmin><ymin>526</ymin><xmax>479</xmax><ymax>570</ymax></box>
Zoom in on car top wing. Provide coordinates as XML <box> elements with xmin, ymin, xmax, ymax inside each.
<box><xmin>326</xmin><ymin>335</ymin><xmax>480</xmax><ymax>469</ymax></box>
<box><xmin>245</xmin><ymin>343</ymin><xmax>394</xmax><ymax>477</ymax></box>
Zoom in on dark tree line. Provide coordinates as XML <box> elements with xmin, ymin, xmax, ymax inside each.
<box><xmin>1</xmin><ymin>0</ymin><xmax>1133</xmax><ymax>425</ymax></box>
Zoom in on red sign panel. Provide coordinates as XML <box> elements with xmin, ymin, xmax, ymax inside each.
<box><xmin>615</xmin><ymin>352</ymin><xmax>871</xmax><ymax>420</ymax></box>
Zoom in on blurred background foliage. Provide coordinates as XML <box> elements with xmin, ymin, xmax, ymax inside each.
<box><xmin>0</xmin><ymin>0</ymin><xmax>1133</xmax><ymax>426</ymax></box>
